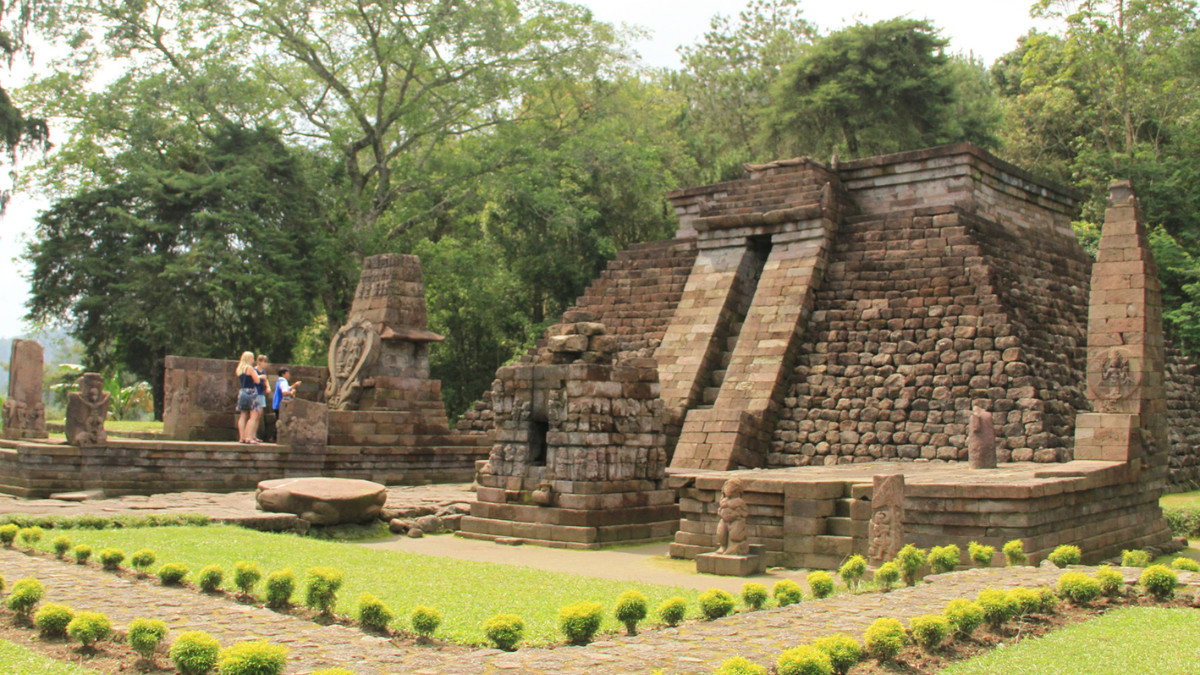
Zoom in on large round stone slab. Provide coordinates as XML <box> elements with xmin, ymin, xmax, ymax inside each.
<box><xmin>256</xmin><ymin>477</ymin><xmax>387</xmax><ymax>525</ymax></box>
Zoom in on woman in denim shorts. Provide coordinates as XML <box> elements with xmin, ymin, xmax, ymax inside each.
<box><xmin>235</xmin><ymin>351</ymin><xmax>264</xmax><ymax>444</ymax></box>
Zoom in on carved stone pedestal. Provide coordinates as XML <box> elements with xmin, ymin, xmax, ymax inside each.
<box><xmin>696</xmin><ymin>544</ymin><xmax>766</xmax><ymax>576</ymax></box>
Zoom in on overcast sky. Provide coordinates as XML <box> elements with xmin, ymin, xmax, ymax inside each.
<box><xmin>0</xmin><ymin>0</ymin><xmax>1047</xmax><ymax>338</ymax></box>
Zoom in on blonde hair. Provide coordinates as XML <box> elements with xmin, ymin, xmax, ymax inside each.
<box><xmin>237</xmin><ymin>351</ymin><xmax>255</xmax><ymax>375</ymax></box>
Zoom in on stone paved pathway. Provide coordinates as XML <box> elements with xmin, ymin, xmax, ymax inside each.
<box><xmin>6</xmin><ymin>548</ymin><xmax>1195</xmax><ymax>675</ymax></box>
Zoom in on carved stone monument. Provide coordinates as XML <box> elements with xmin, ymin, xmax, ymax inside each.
<box><xmin>3</xmin><ymin>339</ymin><xmax>47</xmax><ymax>440</ymax></box>
<box><xmin>65</xmin><ymin>373</ymin><xmax>109</xmax><ymax>447</ymax></box>
<box><xmin>867</xmin><ymin>473</ymin><xmax>905</xmax><ymax>565</ymax></box>
<box><xmin>968</xmin><ymin>406</ymin><xmax>996</xmax><ymax>469</ymax></box>
<box><xmin>277</xmin><ymin>398</ymin><xmax>328</xmax><ymax>477</ymax></box>
<box><xmin>695</xmin><ymin>476</ymin><xmax>766</xmax><ymax>576</ymax></box>
<box><xmin>256</xmin><ymin>477</ymin><xmax>386</xmax><ymax>525</ymax></box>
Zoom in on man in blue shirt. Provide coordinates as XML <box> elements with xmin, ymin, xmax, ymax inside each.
<box><xmin>269</xmin><ymin>367</ymin><xmax>301</xmax><ymax>443</ymax></box>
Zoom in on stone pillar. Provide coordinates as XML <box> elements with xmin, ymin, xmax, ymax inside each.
<box><xmin>65</xmin><ymin>373</ymin><xmax>109</xmax><ymax>447</ymax></box>
<box><xmin>867</xmin><ymin>473</ymin><xmax>905</xmax><ymax>565</ymax></box>
<box><xmin>278</xmin><ymin>398</ymin><xmax>328</xmax><ymax>477</ymax></box>
<box><xmin>3</xmin><ymin>339</ymin><xmax>47</xmax><ymax>440</ymax></box>
<box><xmin>968</xmin><ymin>406</ymin><xmax>996</xmax><ymax>469</ymax></box>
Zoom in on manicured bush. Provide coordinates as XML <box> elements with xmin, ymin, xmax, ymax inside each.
<box><xmin>1171</xmin><ymin>557</ymin><xmax>1200</xmax><ymax>572</ymax></box>
<box><xmin>909</xmin><ymin>614</ymin><xmax>950</xmax><ymax>650</ymax></box>
<box><xmin>807</xmin><ymin>571</ymin><xmax>835</xmax><ymax>599</ymax></box>
<box><xmin>130</xmin><ymin>548</ymin><xmax>156</xmax><ymax>572</ymax></box>
<box><xmin>773</xmin><ymin>579</ymin><xmax>804</xmax><ymax>606</ymax></box>
<box><xmin>67</xmin><ymin>611</ymin><xmax>112</xmax><ymax>647</ymax></box>
<box><xmin>943</xmin><ymin>599</ymin><xmax>984</xmax><ymax>638</ymax></box>
<box><xmin>128</xmin><ymin>618</ymin><xmax>169</xmax><ymax>659</ymax></box>
<box><xmin>356</xmin><ymin>594</ymin><xmax>393</xmax><ymax>633</ymax></box>
<box><xmin>895</xmin><ymin>544</ymin><xmax>928</xmax><ymax>586</ymax></box>
<box><xmin>6</xmin><ymin>577</ymin><xmax>45</xmax><ymax>617</ymax></box>
<box><xmin>968</xmin><ymin>541</ymin><xmax>995</xmax><ymax>567</ymax></box>
<box><xmin>1140</xmin><ymin>565</ymin><xmax>1179</xmax><ymax>600</ymax></box>
<box><xmin>741</xmin><ymin>582</ymin><xmax>769</xmax><ymax>610</ymax></box>
<box><xmin>1122</xmin><ymin>549</ymin><xmax>1152</xmax><ymax>568</ymax></box>
<box><xmin>197</xmin><ymin>565</ymin><xmax>224</xmax><ymax>592</ymax></box>
<box><xmin>863</xmin><ymin>617</ymin><xmax>906</xmax><ymax>661</ymax></box>
<box><xmin>558</xmin><ymin>601</ymin><xmax>603</xmax><ymax>644</ymax></box>
<box><xmin>1007</xmin><ymin>587</ymin><xmax>1041</xmax><ymax>617</ymax></box>
<box><xmin>233</xmin><ymin>561</ymin><xmax>262</xmax><ymax>595</ymax></box>
<box><xmin>1165</xmin><ymin>505</ymin><xmax>1200</xmax><ymax>538</ymax></box>
<box><xmin>52</xmin><ymin>535</ymin><xmax>72</xmax><ymax>558</ymax></box>
<box><xmin>170</xmin><ymin>631</ymin><xmax>221</xmax><ymax>675</ymax></box>
<box><xmin>873</xmin><ymin>562</ymin><xmax>900</xmax><ymax>591</ymax></box>
<box><xmin>657</xmin><ymin>597</ymin><xmax>687</xmax><ymax>627</ymax></box>
<box><xmin>810</xmin><ymin>633</ymin><xmax>862</xmax><ymax>675</ymax></box>
<box><xmin>777</xmin><ymin>645</ymin><xmax>833</xmax><ymax>675</ymax></box>
<box><xmin>698</xmin><ymin>588</ymin><xmax>736</xmax><ymax>620</ymax></box>
<box><xmin>838</xmin><ymin>555</ymin><xmax>867</xmax><ymax>591</ymax></box>
<box><xmin>928</xmin><ymin>545</ymin><xmax>960</xmax><ymax>574</ymax></box>
<box><xmin>715</xmin><ymin>656</ymin><xmax>768</xmax><ymax>675</ymax></box>
<box><xmin>1003</xmin><ymin>539</ymin><xmax>1027</xmax><ymax>566</ymax></box>
<box><xmin>34</xmin><ymin>603</ymin><xmax>74</xmax><ymax>638</ymax></box>
<box><xmin>1095</xmin><ymin>565</ymin><xmax>1124</xmax><ymax>597</ymax></box>
<box><xmin>0</xmin><ymin>523</ymin><xmax>18</xmax><ymax>545</ymax></box>
<box><xmin>0</xmin><ymin>573</ymin><xmax>4</xmax><ymax>592</ymax></box>
<box><xmin>158</xmin><ymin>563</ymin><xmax>189</xmax><ymax>585</ymax></box>
<box><xmin>217</xmin><ymin>640</ymin><xmax>287</xmax><ymax>675</ymax></box>
<box><xmin>73</xmin><ymin>544</ymin><xmax>92</xmax><ymax>564</ymax></box>
<box><xmin>483</xmin><ymin>613</ymin><xmax>525</xmax><ymax>651</ymax></box>
<box><xmin>304</xmin><ymin>567</ymin><xmax>343</xmax><ymax>616</ymax></box>
<box><xmin>98</xmin><ymin>547</ymin><xmax>125</xmax><ymax>570</ymax></box>
<box><xmin>1056</xmin><ymin>571</ymin><xmax>1102</xmax><ymax>606</ymax></box>
<box><xmin>1035</xmin><ymin>586</ymin><xmax>1060</xmax><ymax>613</ymax></box>
<box><xmin>18</xmin><ymin>526</ymin><xmax>44</xmax><ymax>549</ymax></box>
<box><xmin>1048</xmin><ymin>544</ymin><xmax>1082</xmax><ymax>568</ymax></box>
<box><xmin>614</xmin><ymin>590</ymin><xmax>648</xmax><ymax>635</ymax></box>
<box><xmin>411</xmin><ymin>605</ymin><xmax>441</xmax><ymax>638</ymax></box>
<box><xmin>976</xmin><ymin>588</ymin><xmax>1015</xmax><ymax>628</ymax></box>
<box><xmin>265</xmin><ymin>569</ymin><xmax>296</xmax><ymax>608</ymax></box>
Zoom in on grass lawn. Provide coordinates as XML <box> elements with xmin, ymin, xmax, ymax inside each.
<box><xmin>941</xmin><ymin>607</ymin><xmax>1200</xmax><ymax>675</ymax></box>
<box><xmin>0</xmin><ymin>639</ymin><xmax>100</xmax><ymax>675</ymax></box>
<box><xmin>39</xmin><ymin>526</ymin><xmax>704</xmax><ymax>646</ymax></box>
<box><xmin>1161</xmin><ymin>490</ymin><xmax>1200</xmax><ymax>508</ymax></box>
<box><xmin>104</xmin><ymin>419</ymin><xmax>163</xmax><ymax>433</ymax></box>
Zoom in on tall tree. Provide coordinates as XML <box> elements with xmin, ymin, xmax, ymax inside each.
<box><xmin>0</xmin><ymin>0</ymin><xmax>49</xmax><ymax>208</ymax></box>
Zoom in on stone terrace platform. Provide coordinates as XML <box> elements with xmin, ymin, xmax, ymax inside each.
<box><xmin>669</xmin><ymin>459</ymin><xmax>1173</xmax><ymax>569</ymax></box>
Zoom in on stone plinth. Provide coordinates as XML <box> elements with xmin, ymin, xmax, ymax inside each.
<box><xmin>278</xmin><ymin>398</ymin><xmax>328</xmax><ymax>477</ymax></box>
<box><xmin>3</xmin><ymin>339</ymin><xmax>47</xmax><ymax>440</ymax></box>
<box><xmin>65</xmin><ymin>373</ymin><xmax>109</xmax><ymax>447</ymax></box>
<box><xmin>696</xmin><ymin>544</ymin><xmax>767</xmax><ymax>576</ymax></box>
<box><xmin>256</xmin><ymin>477</ymin><xmax>386</xmax><ymax>525</ymax></box>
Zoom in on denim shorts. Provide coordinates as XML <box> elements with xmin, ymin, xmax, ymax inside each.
<box><xmin>237</xmin><ymin>388</ymin><xmax>261</xmax><ymax>412</ymax></box>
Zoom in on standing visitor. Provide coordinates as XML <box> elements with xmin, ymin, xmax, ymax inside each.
<box><xmin>269</xmin><ymin>367</ymin><xmax>302</xmax><ymax>443</ymax></box>
<box><xmin>252</xmin><ymin>354</ymin><xmax>271</xmax><ymax>442</ymax></box>
<box><xmin>235</xmin><ymin>351</ymin><xmax>263</xmax><ymax>444</ymax></box>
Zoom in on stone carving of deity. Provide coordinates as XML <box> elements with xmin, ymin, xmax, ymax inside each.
<box><xmin>715</xmin><ymin>477</ymin><xmax>750</xmax><ymax>556</ymax></box>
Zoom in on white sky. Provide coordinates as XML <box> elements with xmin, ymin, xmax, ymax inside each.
<box><xmin>0</xmin><ymin>0</ymin><xmax>1047</xmax><ymax>338</ymax></box>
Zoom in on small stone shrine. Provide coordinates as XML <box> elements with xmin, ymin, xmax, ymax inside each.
<box><xmin>65</xmin><ymin>373</ymin><xmax>109</xmax><ymax>447</ymax></box>
<box><xmin>276</xmin><ymin>398</ymin><xmax>328</xmax><ymax>477</ymax></box>
<box><xmin>866</xmin><ymin>473</ymin><xmax>904</xmax><ymax>565</ymax></box>
<box><xmin>3</xmin><ymin>339</ymin><xmax>47</xmax><ymax>440</ymax></box>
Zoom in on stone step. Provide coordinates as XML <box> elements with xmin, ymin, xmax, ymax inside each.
<box><xmin>727</xmin><ymin>336</ymin><xmax>739</xmax><ymax>351</ymax></box>
<box><xmin>720</xmin><ymin>352</ymin><xmax>732</xmax><ymax>368</ymax></box>
<box><xmin>825</xmin><ymin>517</ymin><xmax>868</xmax><ymax>538</ymax></box>
<box><xmin>703</xmin><ymin>387</ymin><xmax>721</xmax><ymax>405</ymax></box>
<box><xmin>711</xmin><ymin>369</ymin><xmax>727</xmax><ymax>386</ymax></box>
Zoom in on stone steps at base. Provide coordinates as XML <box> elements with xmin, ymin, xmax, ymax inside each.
<box><xmin>458</xmin><ymin>516</ymin><xmax>679</xmax><ymax>547</ymax></box>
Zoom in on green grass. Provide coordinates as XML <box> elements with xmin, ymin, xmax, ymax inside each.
<box><xmin>0</xmin><ymin>639</ymin><xmax>100</xmax><ymax>675</ymax></box>
<box><xmin>941</xmin><ymin>607</ymin><xmax>1200</xmax><ymax>675</ymax></box>
<box><xmin>105</xmin><ymin>420</ymin><xmax>164</xmax><ymax>432</ymax></box>
<box><xmin>1161</xmin><ymin>490</ymin><xmax>1200</xmax><ymax>508</ymax></box>
<box><xmin>40</xmin><ymin>526</ymin><xmax>704</xmax><ymax>646</ymax></box>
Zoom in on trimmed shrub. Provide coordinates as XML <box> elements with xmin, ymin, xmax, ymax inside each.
<box><xmin>34</xmin><ymin>603</ymin><xmax>74</xmax><ymax>638</ymax></box>
<box><xmin>1140</xmin><ymin>565</ymin><xmax>1178</xmax><ymax>600</ymax></box>
<box><xmin>1048</xmin><ymin>545</ymin><xmax>1082</xmax><ymax>568</ymax></box>
<box><xmin>233</xmin><ymin>561</ymin><xmax>262</xmax><ymax>595</ymax></box>
<box><xmin>216</xmin><ymin>640</ymin><xmax>287</xmax><ymax>675</ymax></box>
<box><xmin>874</xmin><ymin>562</ymin><xmax>900</xmax><ymax>591</ymax></box>
<box><xmin>1035</xmin><ymin>586</ymin><xmax>1060</xmax><ymax>613</ymax></box>
<box><xmin>197</xmin><ymin>565</ymin><xmax>224</xmax><ymax>592</ymax></box>
<box><xmin>18</xmin><ymin>526</ymin><xmax>44</xmax><ymax>549</ymax></box>
<box><xmin>264</xmin><ymin>569</ymin><xmax>296</xmax><ymax>608</ymax></box>
<box><xmin>0</xmin><ymin>523</ymin><xmax>18</xmax><ymax>545</ymax></box>
<box><xmin>839</xmin><ymin>555</ymin><xmax>867</xmax><ymax>592</ymax></box>
<box><xmin>304</xmin><ymin>567</ymin><xmax>343</xmax><ymax>616</ymax></box>
<box><xmin>968</xmin><ymin>541</ymin><xmax>995</xmax><ymax>567</ymax></box>
<box><xmin>657</xmin><ymin>597</ymin><xmax>687</xmax><ymax>627</ymax></box>
<box><xmin>310</xmin><ymin>671</ymin><xmax>356</xmax><ymax>675</ymax></box>
<box><xmin>483</xmin><ymin>613</ymin><xmax>525</xmax><ymax>651</ymax></box>
<box><xmin>1056</xmin><ymin>571</ymin><xmax>1102</xmax><ymax>606</ymax></box>
<box><xmin>807</xmin><ymin>571</ymin><xmax>835</xmax><ymax>599</ymax></box>
<box><xmin>715</xmin><ymin>656</ymin><xmax>768</xmax><ymax>675</ymax></box>
<box><xmin>811</xmin><ymin>633</ymin><xmax>863</xmax><ymax>675</ymax></box>
<box><xmin>909</xmin><ymin>614</ymin><xmax>950</xmax><ymax>650</ymax></box>
<box><xmin>128</xmin><ymin>618</ymin><xmax>169</xmax><ymax>659</ymax></box>
<box><xmin>1095</xmin><ymin>566</ymin><xmax>1124</xmax><ymax>597</ymax></box>
<box><xmin>1007</xmin><ymin>587</ymin><xmax>1041</xmax><ymax>617</ymax></box>
<box><xmin>0</xmin><ymin>573</ymin><xmax>4</xmax><ymax>592</ymax></box>
<box><xmin>773</xmin><ymin>579</ymin><xmax>804</xmax><ymax>606</ymax></box>
<box><xmin>698</xmin><ymin>588</ymin><xmax>736</xmax><ymax>620</ymax></box>
<box><xmin>411</xmin><ymin>605</ymin><xmax>441</xmax><ymax>638</ymax></box>
<box><xmin>66</xmin><ymin>611</ymin><xmax>112</xmax><ymax>647</ymax></box>
<box><xmin>741</xmin><ymin>582</ymin><xmax>769</xmax><ymax>610</ymax></box>
<box><xmin>130</xmin><ymin>549</ymin><xmax>156</xmax><ymax>572</ymax></box>
<box><xmin>895</xmin><ymin>544</ymin><xmax>928</xmax><ymax>586</ymax></box>
<box><xmin>356</xmin><ymin>594</ymin><xmax>393</xmax><ymax>633</ymax></box>
<box><xmin>6</xmin><ymin>577</ymin><xmax>45</xmax><ymax>617</ymax></box>
<box><xmin>1171</xmin><ymin>557</ymin><xmax>1200</xmax><ymax>572</ymax></box>
<box><xmin>614</xmin><ymin>590</ymin><xmax>648</xmax><ymax>635</ymax></box>
<box><xmin>777</xmin><ymin>645</ymin><xmax>833</xmax><ymax>675</ymax></box>
<box><xmin>158</xmin><ymin>563</ymin><xmax>189</xmax><ymax>585</ymax></box>
<box><xmin>558</xmin><ymin>601</ymin><xmax>603</xmax><ymax>645</ymax></box>
<box><xmin>863</xmin><ymin>617</ymin><xmax>906</xmax><ymax>661</ymax></box>
<box><xmin>98</xmin><ymin>547</ymin><xmax>125</xmax><ymax>571</ymax></box>
<box><xmin>1122</xmin><ymin>549</ymin><xmax>1152</xmax><ymax>568</ymax></box>
<box><xmin>943</xmin><ymin>599</ymin><xmax>984</xmax><ymax>638</ymax></box>
<box><xmin>976</xmin><ymin>588</ymin><xmax>1015</xmax><ymax>628</ymax></box>
<box><xmin>73</xmin><ymin>544</ymin><xmax>92</xmax><ymax>564</ymax></box>
<box><xmin>170</xmin><ymin>631</ymin><xmax>221</xmax><ymax>675</ymax></box>
<box><xmin>1003</xmin><ymin>539</ymin><xmax>1027</xmax><ymax>566</ymax></box>
<box><xmin>52</xmin><ymin>535</ymin><xmax>72</xmax><ymax>558</ymax></box>
<box><xmin>928</xmin><ymin>545</ymin><xmax>960</xmax><ymax>574</ymax></box>
<box><xmin>1165</xmin><ymin>505</ymin><xmax>1200</xmax><ymax>538</ymax></box>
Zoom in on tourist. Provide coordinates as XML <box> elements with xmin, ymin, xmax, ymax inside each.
<box><xmin>268</xmin><ymin>367</ymin><xmax>302</xmax><ymax>443</ymax></box>
<box><xmin>252</xmin><ymin>354</ymin><xmax>271</xmax><ymax>442</ymax></box>
<box><xmin>235</xmin><ymin>351</ymin><xmax>263</xmax><ymax>444</ymax></box>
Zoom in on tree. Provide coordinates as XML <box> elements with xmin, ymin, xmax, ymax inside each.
<box><xmin>25</xmin><ymin>125</ymin><xmax>338</xmax><ymax>417</ymax></box>
<box><xmin>0</xmin><ymin>0</ymin><xmax>49</xmax><ymax>208</ymax></box>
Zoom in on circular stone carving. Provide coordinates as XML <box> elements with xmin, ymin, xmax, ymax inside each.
<box><xmin>256</xmin><ymin>477</ymin><xmax>387</xmax><ymax>525</ymax></box>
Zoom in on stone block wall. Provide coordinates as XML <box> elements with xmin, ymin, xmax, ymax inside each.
<box><xmin>1166</xmin><ymin>344</ymin><xmax>1200</xmax><ymax>490</ymax></box>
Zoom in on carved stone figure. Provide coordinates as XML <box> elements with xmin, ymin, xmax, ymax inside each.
<box><xmin>868</xmin><ymin>474</ymin><xmax>905</xmax><ymax>564</ymax></box>
<box><xmin>324</xmin><ymin>318</ymin><xmax>381</xmax><ymax>410</ymax></box>
<box><xmin>65</xmin><ymin>373</ymin><xmax>110</xmax><ymax>447</ymax></box>
<box><xmin>968</xmin><ymin>406</ymin><xmax>997</xmax><ymax>469</ymax></box>
<box><xmin>1091</xmin><ymin>347</ymin><xmax>1138</xmax><ymax>412</ymax></box>
<box><xmin>4</xmin><ymin>339</ymin><xmax>47</xmax><ymax>440</ymax></box>
<box><xmin>715</xmin><ymin>477</ymin><xmax>749</xmax><ymax>556</ymax></box>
